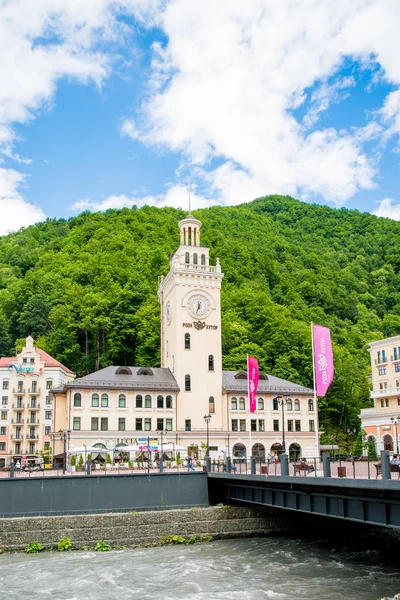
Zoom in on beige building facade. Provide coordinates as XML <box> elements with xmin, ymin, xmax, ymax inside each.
<box><xmin>52</xmin><ymin>214</ymin><xmax>318</xmax><ymax>463</ymax></box>
<box><xmin>361</xmin><ymin>335</ymin><xmax>400</xmax><ymax>455</ymax></box>
<box><xmin>0</xmin><ymin>336</ymin><xmax>74</xmax><ymax>467</ymax></box>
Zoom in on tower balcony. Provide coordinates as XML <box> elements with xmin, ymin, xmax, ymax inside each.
<box><xmin>11</xmin><ymin>403</ymin><xmax>25</xmax><ymax>409</ymax></box>
<box><xmin>28</xmin><ymin>387</ymin><xmax>41</xmax><ymax>394</ymax></box>
<box><xmin>27</xmin><ymin>402</ymin><xmax>40</xmax><ymax>410</ymax></box>
<box><xmin>13</xmin><ymin>388</ymin><xmax>26</xmax><ymax>394</ymax></box>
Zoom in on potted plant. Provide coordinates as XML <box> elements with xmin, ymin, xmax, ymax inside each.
<box><xmin>78</xmin><ymin>454</ymin><xmax>84</xmax><ymax>471</ymax></box>
<box><xmin>70</xmin><ymin>455</ymin><xmax>76</xmax><ymax>472</ymax></box>
<box><xmin>176</xmin><ymin>452</ymin><xmax>182</xmax><ymax>471</ymax></box>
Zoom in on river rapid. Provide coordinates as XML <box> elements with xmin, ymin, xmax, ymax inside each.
<box><xmin>0</xmin><ymin>536</ymin><xmax>399</xmax><ymax>600</ymax></box>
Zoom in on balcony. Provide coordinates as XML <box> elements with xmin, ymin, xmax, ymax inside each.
<box><xmin>10</xmin><ymin>434</ymin><xmax>23</xmax><ymax>440</ymax></box>
<box><xmin>371</xmin><ymin>388</ymin><xmax>399</xmax><ymax>399</ymax></box>
<box><xmin>11</xmin><ymin>419</ymin><xmax>24</xmax><ymax>425</ymax></box>
<box><xmin>11</xmin><ymin>403</ymin><xmax>25</xmax><ymax>409</ymax></box>
<box><xmin>28</xmin><ymin>419</ymin><xmax>40</xmax><ymax>425</ymax></box>
<box><xmin>374</xmin><ymin>358</ymin><xmax>388</xmax><ymax>365</ymax></box>
<box><xmin>25</xmin><ymin>434</ymin><xmax>39</xmax><ymax>440</ymax></box>
<box><xmin>27</xmin><ymin>402</ymin><xmax>40</xmax><ymax>410</ymax></box>
<box><xmin>28</xmin><ymin>387</ymin><xmax>41</xmax><ymax>394</ymax></box>
<box><xmin>12</xmin><ymin>388</ymin><xmax>26</xmax><ymax>394</ymax></box>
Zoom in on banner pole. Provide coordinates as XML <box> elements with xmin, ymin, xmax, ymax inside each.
<box><xmin>311</xmin><ymin>322</ymin><xmax>320</xmax><ymax>460</ymax></box>
<box><xmin>247</xmin><ymin>354</ymin><xmax>251</xmax><ymax>465</ymax></box>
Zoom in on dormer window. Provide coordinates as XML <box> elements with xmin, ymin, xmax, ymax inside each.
<box><xmin>137</xmin><ymin>368</ymin><xmax>153</xmax><ymax>376</ymax></box>
<box><xmin>235</xmin><ymin>372</ymin><xmax>247</xmax><ymax>380</ymax></box>
<box><xmin>115</xmin><ymin>367</ymin><xmax>132</xmax><ymax>375</ymax></box>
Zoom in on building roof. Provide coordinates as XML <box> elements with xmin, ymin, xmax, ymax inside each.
<box><xmin>64</xmin><ymin>366</ymin><xmax>180</xmax><ymax>392</ymax></box>
<box><xmin>0</xmin><ymin>348</ymin><xmax>74</xmax><ymax>374</ymax></box>
<box><xmin>0</xmin><ymin>357</ymin><xmax>13</xmax><ymax>367</ymax></box>
<box><xmin>222</xmin><ymin>370</ymin><xmax>313</xmax><ymax>395</ymax></box>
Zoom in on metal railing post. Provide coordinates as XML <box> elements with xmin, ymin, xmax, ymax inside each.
<box><xmin>9</xmin><ymin>461</ymin><xmax>14</xmax><ymax>478</ymax></box>
<box><xmin>226</xmin><ymin>457</ymin><xmax>231</xmax><ymax>473</ymax></box>
<box><xmin>380</xmin><ymin>450</ymin><xmax>391</xmax><ymax>480</ymax></box>
<box><xmin>322</xmin><ymin>452</ymin><xmax>331</xmax><ymax>478</ymax></box>
<box><xmin>280</xmin><ymin>453</ymin><xmax>289</xmax><ymax>476</ymax></box>
<box><xmin>206</xmin><ymin>457</ymin><xmax>211</xmax><ymax>473</ymax></box>
<box><xmin>250</xmin><ymin>456</ymin><xmax>256</xmax><ymax>475</ymax></box>
<box><xmin>159</xmin><ymin>457</ymin><xmax>164</xmax><ymax>473</ymax></box>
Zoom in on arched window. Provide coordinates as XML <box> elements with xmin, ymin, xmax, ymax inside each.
<box><xmin>73</xmin><ymin>393</ymin><xmax>81</xmax><ymax>407</ymax></box>
<box><xmin>294</xmin><ymin>398</ymin><xmax>300</xmax><ymax>411</ymax></box>
<box><xmin>193</xmin><ymin>253</ymin><xmax>198</xmax><ymax>264</ymax></box>
<box><xmin>118</xmin><ymin>394</ymin><xmax>126</xmax><ymax>408</ymax></box>
<box><xmin>91</xmin><ymin>393</ymin><xmax>99</xmax><ymax>407</ymax></box>
<box><xmin>308</xmin><ymin>398</ymin><xmax>314</xmax><ymax>411</ymax></box>
<box><xmin>258</xmin><ymin>398</ymin><xmax>264</xmax><ymax>410</ymax></box>
<box><xmin>231</xmin><ymin>397</ymin><xmax>237</xmax><ymax>410</ymax></box>
<box><xmin>136</xmin><ymin>394</ymin><xmax>143</xmax><ymax>408</ymax></box>
<box><xmin>201</xmin><ymin>254</ymin><xmax>206</xmax><ymax>265</ymax></box>
<box><xmin>208</xmin><ymin>354</ymin><xmax>214</xmax><ymax>371</ymax></box>
<box><xmin>185</xmin><ymin>374</ymin><xmax>191</xmax><ymax>391</ymax></box>
<box><xmin>166</xmin><ymin>395</ymin><xmax>173</xmax><ymax>409</ymax></box>
<box><xmin>273</xmin><ymin>398</ymin><xmax>279</xmax><ymax>411</ymax></box>
<box><xmin>185</xmin><ymin>333</ymin><xmax>191</xmax><ymax>350</ymax></box>
<box><xmin>185</xmin><ymin>252</ymin><xmax>190</xmax><ymax>264</ymax></box>
<box><xmin>145</xmin><ymin>394</ymin><xmax>152</xmax><ymax>408</ymax></box>
<box><xmin>239</xmin><ymin>397</ymin><xmax>245</xmax><ymax>410</ymax></box>
<box><xmin>157</xmin><ymin>395</ymin><xmax>164</xmax><ymax>408</ymax></box>
<box><xmin>209</xmin><ymin>396</ymin><xmax>215</xmax><ymax>413</ymax></box>
<box><xmin>286</xmin><ymin>398</ymin><xmax>293</xmax><ymax>411</ymax></box>
<box><xmin>101</xmin><ymin>393</ymin><xmax>109</xmax><ymax>407</ymax></box>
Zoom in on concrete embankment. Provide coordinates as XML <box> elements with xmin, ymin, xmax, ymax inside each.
<box><xmin>0</xmin><ymin>506</ymin><xmax>287</xmax><ymax>551</ymax></box>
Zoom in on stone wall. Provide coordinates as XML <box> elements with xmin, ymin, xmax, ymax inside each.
<box><xmin>0</xmin><ymin>506</ymin><xmax>287</xmax><ymax>551</ymax></box>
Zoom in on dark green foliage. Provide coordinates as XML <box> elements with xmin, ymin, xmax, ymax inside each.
<box><xmin>0</xmin><ymin>195</ymin><xmax>399</xmax><ymax>440</ymax></box>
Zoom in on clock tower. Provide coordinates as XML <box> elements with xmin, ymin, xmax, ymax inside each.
<box><xmin>158</xmin><ymin>215</ymin><xmax>224</xmax><ymax>432</ymax></box>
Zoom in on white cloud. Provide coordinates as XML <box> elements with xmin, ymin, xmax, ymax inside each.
<box><xmin>123</xmin><ymin>0</ymin><xmax>400</xmax><ymax>207</ymax></box>
<box><xmin>0</xmin><ymin>168</ymin><xmax>45</xmax><ymax>235</ymax></box>
<box><xmin>373</xmin><ymin>198</ymin><xmax>400</xmax><ymax>220</ymax></box>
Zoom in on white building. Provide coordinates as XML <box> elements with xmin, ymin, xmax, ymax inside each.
<box><xmin>52</xmin><ymin>214</ymin><xmax>318</xmax><ymax>462</ymax></box>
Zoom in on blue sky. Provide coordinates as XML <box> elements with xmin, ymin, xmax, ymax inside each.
<box><xmin>1</xmin><ymin>0</ymin><xmax>400</xmax><ymax>235</ymax></box>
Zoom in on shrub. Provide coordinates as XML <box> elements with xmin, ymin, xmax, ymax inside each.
<box><xmin>171</xmin><ymin>536</ymin><xmax>186</xmax><ymax>544</ymax></box>
<box><xmin>159</xmin><ymin>534</ymin><xmax>173</xmax><ymax>545</ymax></box>
<box><xmin>70</xmin><ymin>455</ymin><xmax>76</xmax><ymax>467</ymax></box>
<box><xmin>200</xmin><ymin>535</ymin><xmax>213</xmax><ymax>543</ymax></box>
<box><xmin>25</xmin><ymin>541</ymin><xmax>45</xmax><ymax>553</ymax></box>
<box><xmin>94</xmin><ymin>540</ymin><xmax>111</xmax><ymax>552</ymax></box>
<box><xmin>58</xmin><ymin>537</ymin><xmax>73</xmax><ymax>552</ymax></box>
<box><xmin>187</xmin><ymin>536</ymin><xmax>197</xmax><ymax>544</ymax></box>
<box><xmin>78</xmin><ymin>455</ymin><xmax>84</xmax><ymax>469</ymax></box>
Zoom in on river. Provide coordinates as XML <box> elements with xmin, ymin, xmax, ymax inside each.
<box><xmin>0</xmin><ymin>536</ymin><xmax>399</xmax><ymax>600</ymax></box>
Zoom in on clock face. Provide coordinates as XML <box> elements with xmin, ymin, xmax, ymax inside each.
<box><xmin>187</xmin><ymin>294</ymin><xmax>211</xmax><ymax>319</ymax></box>
<box><xmin>165</xmin><ymin>302</ymin><xmax>172</xmax><ymax>324</ymax></box>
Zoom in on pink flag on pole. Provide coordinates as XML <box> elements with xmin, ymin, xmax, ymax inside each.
<box><xmin>248</xmin><ymin>356</ymin><xmax>259</xmax><ymax>413</ymax></box>
<box><xmin>313</xmin><ymin>324</ymin><xmax>334</xmax><ymax>397</ymax></box>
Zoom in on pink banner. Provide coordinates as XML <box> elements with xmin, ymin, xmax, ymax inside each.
<box><xmin>248</xmin><ymin>356</ymin><xmax>259</xmax><ymax>413</ymax></box>
<box><xmin>313</xmin><ymin>324</ymin><xmax>334</xmax><ymax>397</ymax></box>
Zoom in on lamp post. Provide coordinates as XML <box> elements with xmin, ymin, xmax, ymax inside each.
<box><xmin>203</xmin><ymin>413</ymin><xmax>212</xmax><ymax>459</ymax></box>
<box><xmin>156</xmin><ymin>428</ymin><xmax>168</xmax><ymax>459</ymax></box>
<box><xmin>275</xmin><ymin>395</ymin><xmax>288</xmax><ymax>454</ymax></box>
<box><xmin>58</xmin><ymin>429</ymin><xmax>71</xmax><ymax>475</ymax></box>
<box><xmin>390</xmin><ymin>416</ymin><xmax>400</xmax><ymax>455</ymax></box>
<box><xmin>346</xmin><ymin>427</ymin><xmax>357</xmax><ymax>458</ymax></box>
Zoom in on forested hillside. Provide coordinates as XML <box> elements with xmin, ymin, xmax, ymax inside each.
<box><xmin>1</xmin><ymin>195</ymin><xmax>400</xmax><ymax>441</ymax></box>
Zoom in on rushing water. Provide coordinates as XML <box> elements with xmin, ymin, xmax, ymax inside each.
<box><xmin>0</xmin><ymin>537</ymin><xmax>399</xmax><ymax>600</ymax></box>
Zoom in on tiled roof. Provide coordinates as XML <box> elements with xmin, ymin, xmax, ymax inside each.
<box><xmin>0</xmin><ymin>349</ymin><xmax>74</xmax><ymax>375</ymax></box>
<box><xmin>222</xmin><ymin>370</ymin><xmax>313</xmax><ymax>395</ymax></box>
<box><xmin>65</xmin><ymin>366</ymin><xmax>180</xmax><ymax>392</ymax></box>
<box><xmin>0</xmin><ymin>357</ymin><xmax>13</xmax><ymax>366</ymax></box>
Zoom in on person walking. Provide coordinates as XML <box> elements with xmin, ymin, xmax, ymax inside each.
<box><xmin>187</xmin><ymin>454</ymin><xmax>195</xmax><ymax>472</ymax></box>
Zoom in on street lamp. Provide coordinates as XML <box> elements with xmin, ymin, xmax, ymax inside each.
<box><xmin>156</xmin><ymin>428</ymin><xmax>168</xmax><ymax>459</ymax></box>
<box><xmin>346</xmin><ymin>427</ymin><xmax>357</xmax><ymax>457</ymax></box>
<box><xmin>203</xmin><ymin>413</ymin><xmax>212</xmax><ymax>458</ymax></box>
<box><xmin>275</xmin><ymin>395</ymin><xmax>288</xmax><ymax>454</ymax></box>
<box><xmin>390</xmin><ymin>416</ymin><xmax>400</xmax><ymax>455</ymax></box>
<box><xmin>58</xmin><ymin>429</ymin><xmax>71</xmax><ymax>475</ymax></box>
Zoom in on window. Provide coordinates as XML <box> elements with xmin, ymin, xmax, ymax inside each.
<box><xmin>145</xmin><ymin>418</ymin><xmax>152</xmax><ymax>431</ymax></box>
<box><xmin>396</xmin><ymin>364</ymin><xmax>400</xmax><ymax>373</ymax></box>
<box><xmin>31</xmin><ymin>397</ymin><xmax>36</xmax><ymax>408</ymax></box>
<box><xmin>0</xmin><ymin>426</ymin><xmax>5</xmax><ymax>435</ymax></box>
<box><xmin>135</xmin><ymin>418</ymin><xmax>143</xmax><ymax>431</ymax></box>
<box><xmin>157</xmin><ymin>418</ymin><xmax>164</xmax><ymax>430</ymax></box>
<box><xmin>145</xmin><ymin>395</ymin><xmax>152</xmax><ymax>408</ymax></box>
<box><xmin>201</xmin><ymin>254</ymin><xmax>206</xmax><ymax>265</ymax></box>
<box><xmin>91</xmin><ymin>393</ymin><xmax>99</xmax><ymax>407</ymax></box>
<box><xmin>251</xmin><ymin>419</ymin><xmax>257</xmax><ymax>432</ymax></box>
<box><xmin>185</xmin><ymin>419</ymin><xmax>191</xmax><ymax>431</ymax></box>
<box><xmin>273</xmin><ymin>398</ymin><xmax>279</xmax><ymax>411</ymax></box>
<box><xmin>308</xmin><ymin>399</ymin><xmax>314</xmax><ymax>411</ymax></box>
<box><xmin>101</xmin><ymin>417</ymin><xmax>108</xmax><ymax>431</ymax></box>
<box><xmin>118</xmin><ymin>394</ymin><xmax>126</xmax><ymax>408</ymax></box>
<box><xmin>2</xmin><ymin>381</ymin><xmax>9</xmax><ymax>390</ymax></box>
<box><xmin>118</xmin><ymin>418</ymin><xmax>125</xmax><ymax>431</ymax></box>
<box><xmin>185</xmin><ymin>375</ymin><xmax>191</xmax><ymax>391</ymax></box>
<box><xmin>157</xmin><ymin>395</ymin><xmax>164</xmax><ymax>409</ymax></box>
<box><xmin>73</xmin><ymin>393</ymin><xmax>81</xmax><ymax>407</ymax></box>
<box><xmin>258</xmin><ymin>420</ymin><xmax>265</xmax><ymax>432</ymax></box>
<box><xmin>309</xmin><ymin>420</ymin><xmax>315</xmax><ymax>432</ymax></box>
<box><xmin>46</xmin><ymin>396</ymin><xmax>51</xmax><ymax>405</ymax></box>
<box><xmin>91</xmin><ymin>418</ymin><xmax>98</xmax><ymax>431</ymax></box>
<box><xmin>209</xmin><ymin>396</ymin><xmax>215</xmax><ymax>413</ymax></box>
<box><xmin>0</xmin><ymin>442</ymin><xmax>5</xmax><ymax>451</ymax></box>
<box><xmin>2</xmin><ymin>396</ymin><xmax>7</xmax><ymax>405</ymax></box>
<box><xmin>231</xmin><ymin>397</ymin><xmax>237</xmax><ymax>410</ymax></box>
<box><xmin>398</xmin><ymin>397</ymin><xmax>400</xmax><ymax>406</ymax></box>
<box><xmin>287</xmin><ymin>420</ymin><xmax>293</xmax><ymax>432</ymax></box>
<box><xmin>381</xmin><ymin>399</ymin><xmax>384</xmax><ymax>408</ymax></box>
<box><xmin>31</xmin><ymin>381</ymin><xmax>37</xmax><ymax>392</ymax></box>
<box><xmin>73</xmin><ymin>417</ymin><xmax>81</xmax><ymax>431</ymax></box>
<box><xmin>16</xmin><ymin>397</ymin><xmax>23</xmax><ymax>408</ymax></box>
<box><xmin>17</xmin><ymin>381</ymin><xmax>23</xmax><ymax>392</ymax></box>
<box><xmin>101</xmin><ymin>394</ymin><xmax>109</xmax><ymax>407</ymax></box>
<box><xmin>45</xmin><ymin>426</ymin><xmax>50</xmax><ymax>435</ymax></box>
<box><xmin>16</xmin><ymin>412</ymin><xmax>22</xmax><ymax>423</ymax></box>
<box><xmin>166</xmin><ymin>418</ymin><xmax>173</xmax><ymax>431</ymax></box>
<box><xmin>208</xmin><ymin>355</ymin><xmax>214</xmax><ymax>371</ymax></box>
<box><xmin>185</xmin><ymin>333</ymin><xmax>191</xmax><ymax>350</ymax></box>
<box><xmin>45</xmin><ymin>411</ymin><xmax>52</xmax><ymax>420</ymax></box>
<box><xmin>231</xmin><ymin>419</ymin><xmax>238</xmax><ymax>431</ymax></box>
<box><xmin>166</xmin><ymin>395</ymin><xmax>173</xmax><ymax>409</ymax></box>
<box><xmin>240</xmin><ymin>419</ymin><xmax>246</xmax><ymax>432</ymax></box>
<box><xmin>286</xmin><ymin>398</ymin><xmax>293</xmax><ymax>411</ymax></box>
<box><xmin>46</xmin><ymin>380</ymin><xmax>53</xmax><ymax>389</ymax></box>
<box><xmin>386</xmin><ymin>398</ymin><xmax>389</xmax><ymax>407</ymax></box>
<box><xmin>30</xmin><ymin>358</ymin><xmax>35</xmax><ymax>364</ymax></box>
<box><xmin>136</xmin><ymin>394</ymin><xmax>143</xmax><ymax>408</ymax></box>
<box><xmin>258</xmin><ymin>398</ymin><xmax>264</xmax><ymax>410</ymax></box>
<box><xmin>295</xmin><ymin>420</ymin><xmax>301</xmax><ymax>432</ymax></box>
<box><xmin>23</xmin><ymin>358</ymin><xmax>27</xmax><ymax>364</ymax></box>
<box><xmin>294</xmin><ymin>399</ymin><xmax>300</xmax><ymax>411</ymax></box>
<box><xmin>239</xmin><ymin>397</ymin><xmax>245</xmax><ymax>410</ymax></box>
<box><xmin>193</xmin><ymin>253</ymin><xmax>198</xmax><ymax>264</ymax></box>
<box><xmin>378</xmin><ymin>367</ymin><xmax>387</xmax><ymax>375</ymax></box>
<box><xmin>382</xmin><ymin>351</ymin><xmax>387</xmax><ymax>362</ymax></box>
<box><xmin>185</xmin><ymin>252</ymin><xmax>190</xmax><ymax>264</ymax></box>
<box><xmin>30</xmin><ymin>414</ymin><xmax>36</xmax><ymax>424</ymax></box>
<box><xmin>273</xmin><ymin>419</ymin><xmax>279</xmax><ymax>432</ymax></box>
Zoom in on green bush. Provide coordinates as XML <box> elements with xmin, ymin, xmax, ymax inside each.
<box><xmin>94</xmin><ymin>540</ymin><xmax>111</xmax><ymax>552</ymax></box>
<box><xmin>200</xmin><ymin>535</ymin><xmax>213</xmax><ymax>543</ymax></box>
<box><xmin>25</xmin><ymin>541</ymin><xmax>45</xmax><ymax>553</ymax></box>
<box><xmin>70</xmin><ymin>455</ymin><xmax>76</xmax><ymax>467</ymax></box>
<box><xmin>187</xmin><ymin>536</ymin><xmax>197</xmax><ymax>544</ymax></box>
<box><xmin>58</xmin><ymin>537</ymin><xmax>73</xmax><ymax>552</ymax></box>
<box><xmin>171</xmin><ymin>535</ymin><xmax>186</xmax><ymax>544</ymax></box>
<box><xmin>78</xmin><ymin>455</ymin><xmax>84</xmax><ymax>469</ymax></box>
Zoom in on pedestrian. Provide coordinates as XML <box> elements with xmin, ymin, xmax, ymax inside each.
<box><xmin>15</xmin><ymin>460</ymin><xmax>21</xmax><ymax>472</ymax></box>
<box><xmin>187</xmin><ymin>454</ymin><xmax>195</xmax><ymax>472</ymax></box>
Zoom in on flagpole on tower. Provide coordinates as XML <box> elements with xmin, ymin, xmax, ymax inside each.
<box><xmin>311</xmin><ymin>322</ymin><xmax>320</xmax><ymax>460</ymax></box>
